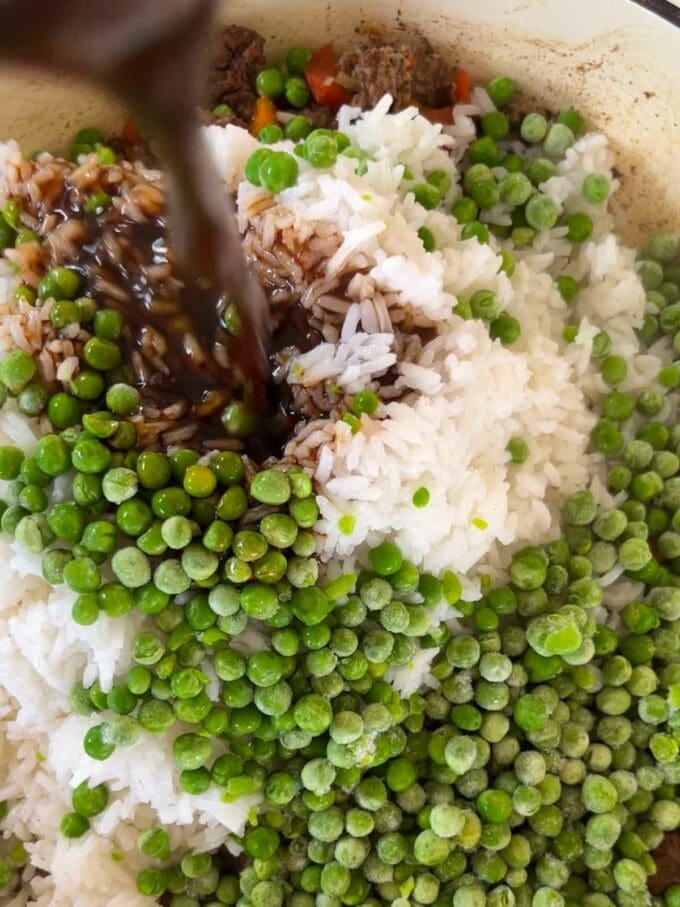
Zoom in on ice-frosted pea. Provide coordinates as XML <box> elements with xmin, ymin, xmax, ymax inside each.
<box><xmin>101</xmin><ymin>467</ymin><xmax>138</xmax><ymax>504</ymax></box>
<box><xmin>543</xmin><ymin>123</ymin><xmax>574</xmax><ymax>157</ymax></box>
<box><xmin>260</xmin><ymin>513</ymin><xmax>298</xmax><ymax>548</ymax></box>
<box><xmin>612</xmin><ymin>859</ymin><xmax>647</xmax><ymax>893</ymax></box>
<box><xmin>444</xmin><ymin>736</ymin><xmax>477</xmax><ymax>774</ymax></box>
<box><xmin>593</xmin><ymin>509</ymin><xmax>627</xmax><ymax>541</ymax></box>
<box><xmin>429</xmin><ymin>804</ymin><xmax>465</xmax><ymax>838</ymax></box>
<box><xmin>15</xmin><ymin>513</ymin><xmax>53</xmax><ymax>553</ymax></box>
<box><xmin>563</xmin><ymin>490</ymin><xmax>596</xmax><ymax>526</ymax></box>
<box><xmin>181</xmin><ymin>544</ymin><xmax>218</xmax><ymax>581</ymax></box>
<box><xmin>154</xmin><ymin>559</ymin><xmax>191</xmax><ymax>595</ymax></box>
<box><xmin>618</xmin><ymin>538</ymin><xmax>652</xmax><ymax>571</ymax></box>
<box><xmin>287</xmin><ymin>556</ymin><xmax>319</xmax><ymax>588</ymax></box>
<box><xmin>525</xmin><ymin>194</ymin><xmax>558</xmax><ymax>231</ymax></box>
<box><xmin>360</xmin><ymin>577</ymin><xmax>393</xmax><ymax>610</ymax></box>
<box><xmin>161</xmin><ymin>515</ymin><xmax>194</xmax><ymax>549</ymax></box>
<box><xmin>646</xmin><ymin>230</ymin><xmax>680</xmax><ymax>262</ymax></box>
<box><xmin>111</xmin><ymin>547</ymin><xmax>151</xmax><ymax>589</ymax></box>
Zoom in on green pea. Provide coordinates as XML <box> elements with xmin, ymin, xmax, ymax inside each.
<box><xmin>251</xmin><ymin>469</ymin><xmax>291</xmax><ymax>505</ymax></box>
<box><xmin>566</xmin><ymin>212</ymin><xmax>593</xmax><ymax>243</ymax></box>
<box><xmin>285</xmin><ymin>115</ymin><xmax>313</xmax><ymax>141</ymax></box>
<box><xmin>258</xmin><ymin>123</ymin><xmax>284</xmax><ymax>144</ymax></box>
<box><xmin>525</xmin><ymin>195</ymin><xmax>558</xmax><ymax>231</ymax></box>
<box><xmin>173</xmin><ymin>732</ymin><xmax>212</xmax><ymax>770</ymax></box>
<box><xmin>98</xmin><ymin>583</ymin><xmax>134</xmax><ymax>618</ymax></box>
<box><xmin>47</xmin><ymin>502</ymin><xmax>86</xmax><ymax>542</ymax></box>
<box><xmin>69</xmin><ymin>369</ymin><xmax>105</xmax><ymax>400</ymax></box>
<box><xmin>286</xmin><ymin>46</ymin><xmax>312</xmax><ymax>74</ymax></box>
<box><xmin>0</xmin><ymin>349</ymin><xmax>37</xmax><ymax>394</ymax></box>
<box><xmin>521</xmin><ymin>112</ymin><xmax>548</xmax><ymax>143</ymax></box>
<box><xmin>259</xmin><ymin>152</ymin><xmax>299</xmax><ymax>194</ymax></box>
<box><xmin>285</xmin><ymin>76</ymin><xmax>311</xmax><ymax>108</ymax></box>
<box><xmin>413</xmin><ymin>183</ymin><xmax>441</xmax><ymax>210</ymax></box>
<box><xmin>206</xmin><ymin>453</ymin><xmax>242</xmax><ymax>489</ymax></box>
<box><xmin>83</xmin><ymin>336</ymin><xmax>121</xmax><ymax>371</ymax></box>
<box><xmin>60</xmin><ymin>812</ymin><xmax>90</xmax><ymax>838</ymax></box>
<box><xmin>46</xmin><ymin>393</ymin><xmax>80</xmax><ymax>429</ymax></box>
<box><xmin>63</xmin><ymin>557</ymin><xmax>101</xmax><ymax>593</ymax></box>
<box><xmin>38</xmin><ymin>267</ymin><xmax>80</xmax><ymax>301</ymax></box>
<box><xmin>245</xmin><ymin>148</ymin><xmax>274</xmax><ymax>186</ymax></box>
<box><xmin>0</xmin><ymin>446</ymin><xmax>24</xmax><ymax>480</ymax></box>
<box><xmin>104</xmin><ymin>383</ymin><xmax>140</xmax><ymax>416</ymax></box>
<box><xmin>18</xmin><ymin>484</ymin><xmax>48</xmax><ymax>513</ymax></box>
<box><xmin>543</xmin><ymin>123</ymin><xmax>574</xmax><ymax>157</ymax></box>
<box><xmin>115</xmin><ymin>498</ymin><xmax>152</xmax><ymax>537</ymax></box>
<box><xmin>486</xmin><ymin>76</ymin><xmax>515</xmax><ymax>108</ymax></box>
<box><xmin>582</xmin><ymin>173</ymin><xmax>609</xmax><ymax>204</ymax></box>
<box><xmin>221</xmin><ymin>400</ymin><xmax>259</xmax><ymax>437</ymax></box>
<box><xmin>299</xmin><ymin>128</ymin><xmax>336</xmax><ymax>165</ymax></box>
<box><xmin>258</xmin><ymin>513</ymin><xmax>297</xmax><ymax>550</ymax></box>
<box><xmin>470</xmin><ymin>289</ymin><xmax>502</xmax><ymax>321</ymax></box>
<box><xmin>490</xmin><ymin>313</ymin><xmax>521</xmax><ymax>345</ymax></box>
<box><xmin>499</xmin><ymin>172</ymin><xmax>533</xmax><ymax>206</ymax></box>
<box><xmin>451</xmin><ymin>196</ymin><xmax>479</xmax><ymax>224</ymax></box>
<box><xmin>256</xmin><ymin>67</ymin><xmax>285</xmax><ymax>99</ymax></box>
<box><xmin>14</xmin><ymin>284</ymin><xmax>36</xmax><ymax>306</ymax></box>
<box><xmin>417</xmin><ymin>226</ymin><xmax>435</xmax><ymax>251</ymax></box>
<box><xmin>109</xmin><ymin>420</ymin><xmax>136</xmax><ymax>450</ymax></box>
<box><xmin>481</xmin><ymin>111</ymin><xmax>509</xmax><ymax>141</ymax></box>
<box><xmin>600</xmin><ymin>355</ymin><xmax>627</xmax><ymax>386</ymax></box>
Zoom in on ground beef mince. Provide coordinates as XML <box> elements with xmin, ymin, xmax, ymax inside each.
<box><xmin>409</xmin><ymin>37</ymin><xmax>449</xmax><ymax>107</ymax></box>
<box><xmin>649</xmin><ymin>830</ymin><xmax>680</xmax><ymax>895</ymax></box>
<box><xmin>298</xmin><ymin>105</ymin><xmax>334</xmax><ymax>129</ymax></box>
<box><xmin>339</xmin><ymin>39</ymin><xmax>449</xmax><ymax>111</ymax></box>
<box><xmin>208</xmin><ymin>24</ymin><xmax>265</xmax><ymax>122</ymax></box>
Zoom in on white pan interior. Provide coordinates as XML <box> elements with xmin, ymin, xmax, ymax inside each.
<box><xmin>0</xmin><ymin>0</ymin><xmax>677</xmax><ymax>242</ymax></box>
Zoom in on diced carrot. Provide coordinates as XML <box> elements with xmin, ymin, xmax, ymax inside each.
<box><xmin>249</xmin><ymin>97</ymin><xmax>278</xmax><ymax>136</ymax></box>
<box><xmin>305</xmin><ymin>44</ymin><xmax>351</xmax><ymax>108</ymax></box>
<box><xmin>453</xmin><ymin>70</ymin><xmax>471</xmax><ymax>104</ymax></box>
<box><xmin>121</xmin><ymin>117</ymin><xmax>141</xmax><ymax>145</ymax></box>
<box><xmin>420</xmin><ymin>106</ymin><xmax>454</xmax><ymax>126</ymax></box>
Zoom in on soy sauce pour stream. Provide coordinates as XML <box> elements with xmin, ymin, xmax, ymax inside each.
<box><xmin>0</xmin><ymin>0</ymin><xmax>270</xmax><ymax>407</ymax></box>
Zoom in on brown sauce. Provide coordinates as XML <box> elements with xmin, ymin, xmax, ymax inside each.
<box><xmin>50</xmin><ymin>184</ymin><xmax>314</xmax><ymax>457</ymax></box>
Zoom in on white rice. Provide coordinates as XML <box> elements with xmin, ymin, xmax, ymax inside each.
<box><xmin>208</xmin><ymin>100</ymin><xmax>654</xmax><ymax>577</ymax></box>
<box><xmin>0</xmin><ymin>407</ymin><xmax>258</xmax><ymax>905</ymax></box>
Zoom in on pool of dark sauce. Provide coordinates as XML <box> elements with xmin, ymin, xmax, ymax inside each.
<box><xmin>0</xmin><ymin>0</ymin><xmax>314</xmax><ymax>457</ymax></box>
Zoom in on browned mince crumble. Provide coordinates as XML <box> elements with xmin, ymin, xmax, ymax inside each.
<box><xmin>649</xmin><ymin>830</ymin><xmax>680</xmax><ymax>895</ymax></box>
